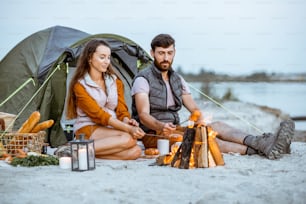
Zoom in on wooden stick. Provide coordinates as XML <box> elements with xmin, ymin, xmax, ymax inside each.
<box><xmin>144</xmin><ymin>133</ymin><xmax>168</xmax><ymax>139</ymax></box>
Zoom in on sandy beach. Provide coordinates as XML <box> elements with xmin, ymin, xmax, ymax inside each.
<box><xmin>1</xmin><ymin>101</ymin><xmax>306</xmax><ymax>204</ymax></box>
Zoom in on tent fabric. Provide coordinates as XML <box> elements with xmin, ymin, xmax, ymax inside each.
<box><xmin>0</xmin><ymin>26</ymin><xmax>152</xmax><ymax>147</ymax></box>
<box><xmin>38</xmin><ymin>26</ymin><xmax>89</xmax><ymax>83</ymax></box>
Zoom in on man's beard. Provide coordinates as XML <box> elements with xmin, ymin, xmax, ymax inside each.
<box><xmin>154</xmin><ymin>59</ymin><xmax>173</xmax><ymax>72</ymax></box>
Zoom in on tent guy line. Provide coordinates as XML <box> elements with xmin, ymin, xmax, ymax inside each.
<box><xmin>0</xmin><ymin>66</ymin><xmax>61</xmax><ymax>137</ymax></box>
<box><xmin>0</xmin><ymin>78</ymin><xmax>35</xmax><ymax>108</ymax></box>
<box><xmin>188</xmin><ymin>83</ymin><xmax>264</xmax><ymax>134</ymax></box>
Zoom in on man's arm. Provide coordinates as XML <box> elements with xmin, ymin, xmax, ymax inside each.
<box><xmin>182</xmin><ymin>94</ymin><xmax>204</xmax><ymax>122</ymax></box>
<box><xmin>134</xmin><ymin>92</ymin><xmax>164</xmax><ymax>131</ymax></box>
<box><xmin>134</xmin><ymin>92</ymin><xmax>176</xmax><ymax>135</ymax></box>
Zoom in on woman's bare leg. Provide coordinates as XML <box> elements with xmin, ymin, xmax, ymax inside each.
<box><xmin>90</xmin><ymin>127</ymin><xmax>141</xmax><ymax>160</ymax></box>
<box><xmin>96</xmin><ymin>145</ymin><xmax>141</xmax><ymax>160</ymax></box>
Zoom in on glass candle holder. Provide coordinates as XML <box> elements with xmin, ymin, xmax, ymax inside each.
<box><xmin>70</xmin><ymin>134</ymin><xmax>95</xmax><ymax>171</ymax></box>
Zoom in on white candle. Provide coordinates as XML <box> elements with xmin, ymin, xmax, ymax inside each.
<box><xmin>78</xmin><ymin>148</ymin><xmax>88</xmax><ymax>170</ymax></box>
<box><xmin>59</xmin><ymin>157</ymin><xmax>71</xmax><ymax>169</ymax></box>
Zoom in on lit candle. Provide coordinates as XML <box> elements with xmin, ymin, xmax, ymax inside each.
<box><xmin>78</xmin><ymin>148</ymin><xmax>88</xmax><ymax>170</ymax></box>
<box><xmin>59</xmin><ymin>157</ymin><xmax>71</xmax><ymax>169</ymax></box>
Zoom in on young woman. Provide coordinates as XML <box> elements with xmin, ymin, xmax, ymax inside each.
<box><xmin>66</xmin><ymin>39</ymin><xmax>145</xmax><ymax>160</ymax></box>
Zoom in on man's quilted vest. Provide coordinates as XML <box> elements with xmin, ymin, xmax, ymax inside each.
<box><xmin>132</xmin><ymin>64</ymin><xmax>183</xmax><ymax>132</ymax></box>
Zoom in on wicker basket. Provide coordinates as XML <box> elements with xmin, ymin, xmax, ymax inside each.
<box><xmin>0</xmin><ymin>131</ymin><xmax>46</xmax><ymax>157</ymax></box>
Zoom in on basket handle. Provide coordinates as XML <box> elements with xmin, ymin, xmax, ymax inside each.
<box><xmin>0</xmin><ymin>119</ymin><xmax>4</xmax><ymax>131</ymax></box>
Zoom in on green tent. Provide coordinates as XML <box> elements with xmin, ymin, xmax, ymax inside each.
<box><xmin>0</xmin><ymin>25</ymin><xmax>152</xmax><ymax>147</ymax></box>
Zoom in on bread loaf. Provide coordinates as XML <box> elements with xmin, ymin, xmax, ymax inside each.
<box><xmin>17</xmin><ymin>111</ymin><xmax>41</xmax><ymax>133</ymax></box>
<box><xmin>145</xmin><ymin>148</ymin><xmax>159</xmax><ymax>155</ymax></box>
<box><xmin>31</xmin><ymin>119</ymin><xmax>54</xmax><ymax>133</ymax></box>
<box><xmin>0</xmin><ymin>142</ymin><xmax>7</xmax><ymax>157</ymax></box>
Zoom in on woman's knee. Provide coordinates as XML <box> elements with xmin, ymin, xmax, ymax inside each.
<box><xmin>125</xmin><ymin>145</ymin><xmax>142</xmax><ymax>160</ymax></box>
<box><xmin>119</xmin><ymin>132</ymin><xmax>137</xmax><ymax>149</ymax></box>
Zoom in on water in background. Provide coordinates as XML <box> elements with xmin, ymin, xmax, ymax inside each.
<box><xmin>189</xmin><ymin>82</ymin><xmax>306</xmax><ymax>130</ymax></box>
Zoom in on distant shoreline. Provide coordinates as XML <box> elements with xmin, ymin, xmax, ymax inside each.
<box><xmin>179</xmin><ymin>70</ymin><xmax>306</xmax><ymax>83</ymax></box>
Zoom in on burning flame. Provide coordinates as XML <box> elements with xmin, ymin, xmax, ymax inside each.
<box><xmin>159</xmin><ymin>111</ymin><xmax>221</xmax><ymax>169</ymax></box>
<box><xmin>162</xmin><ymin>141</ymin><xmax>196</xmax><ymax>168</ymax></box>
<box><xmin>207</xmin><ymin>126</ymin><xmax>218</xmax><ymax>138</ymax></box>
<box><xmin>187</xmin><ymin>120</ymin><xmax>194</xmax><ymax>128</ymax></box>
<box><xmin>161</xmin><ymin>125</ymin><xmax>219</xmax><ymax>169</ymax></box>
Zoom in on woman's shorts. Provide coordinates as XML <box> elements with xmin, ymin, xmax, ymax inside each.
<box><xmin>75</xmin><ymin>125</ymin><xmax>99</xmax><ymax>140</ymax></box>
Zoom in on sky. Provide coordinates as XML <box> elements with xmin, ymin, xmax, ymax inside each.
<box><xmin>1</xmin><ymin>0</ymin><xmax>306</xmax><ymax>75</ymax></box>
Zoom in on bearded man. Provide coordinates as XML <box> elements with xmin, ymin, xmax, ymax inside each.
<box><xmin>131</xmin><ymin>34</ymin><xmax>294</xmax><ymax>160</ymax></box>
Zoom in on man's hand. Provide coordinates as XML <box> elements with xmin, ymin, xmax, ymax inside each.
<box><xmin>161</xmin><ymin>122</ymin><xmax>176</xmax><ymax>137</ymax></box>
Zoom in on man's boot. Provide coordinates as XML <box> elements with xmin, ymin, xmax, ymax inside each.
<box><xmin>244</xmin><ymin>133</ymin><xmax>280</xmax><ymax>160</ymax></box>
<box><xmin>273</xmin><ymin>119</ymin><xmax>295</xmax><ymax>154</ymax></box>
<box><xmin>243</xmin><ymin>119</ymin><xmax>295</xmax><ymax>159</ymax></box>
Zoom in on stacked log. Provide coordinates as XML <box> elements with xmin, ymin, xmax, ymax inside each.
<box><xmin>163</xmin><ymin>125</ymin><xmax>224</xmax><ymax>169</ymax></box>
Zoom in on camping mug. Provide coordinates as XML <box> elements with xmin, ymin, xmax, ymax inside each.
<box><xmin>157</xmin><ymin>139</ymin><xmax>169</xmax><ymax>155</ymax></box>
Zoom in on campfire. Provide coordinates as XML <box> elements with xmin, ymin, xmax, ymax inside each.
<box><xmin>156</xmin><ymin>117</ymin><xmax>225</xmax><ymax>169</ymax></box>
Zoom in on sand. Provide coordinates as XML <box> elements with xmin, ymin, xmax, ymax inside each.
<box><xmin>1</xmin><ymin>101</ymin><xmax>306</xmax><ymax>204</ymax></box>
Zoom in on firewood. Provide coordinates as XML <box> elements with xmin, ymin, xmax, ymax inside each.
<box><xmin>156</xmin><ymin>154</ymin><xmax>173</xmax><ymax>166</ymax></box>
<box><xmin>208</xmin><ymin>132</ymin><xmax>225</xmax><ymax>166</ymax></box>
<box><xmin>171</xmin><ymin>143</ymin><xmax>182</xmax><ymax>167</ymax></box>
<box><xmin>208</xmin><ymin>150</ymin><xmax>216</xmax><ymax>167</ymax></box>
<box><xmin>193</xmin><ymin>128</ymin><xmax>200</xmax><ymax>167</ymax></box>
<box><xmin>194</xmin><ymin>126</ymin><xmax>208</xmax><ymax>168</ymax></box>
<box><xmin>179</xmin><ymin>127</ymin><xmax>196</xmax><ymax>169</ymax></box>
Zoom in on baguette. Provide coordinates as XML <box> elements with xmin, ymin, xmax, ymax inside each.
<box><xmin>17</xmin><ymin>111</ymin><xmax>41</xmax><ymax>133</ymax></box>
<box><xmin>31</xmin><ymin>119</ymin><xmax>54</xmax><ymax>133</ymax></box>
<box><xmin>0</xmin><ymin>142</ymin><xmax>7</xmax><ymax>157</ymax></box>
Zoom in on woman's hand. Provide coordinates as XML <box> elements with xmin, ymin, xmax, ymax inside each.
<box><xmin>128</xmin><ymin>119</ymin><xmax>139</xmax><ymax>127</ymax></box>
<box><xmin>128</xmin><ymin>126</ymin><xmax>145</xmax><ymax>139</ymax></box>
<box><xmin>123</xmin><ymin>117</ymin><xmax>139</xmax><ymax>127</ymax></box>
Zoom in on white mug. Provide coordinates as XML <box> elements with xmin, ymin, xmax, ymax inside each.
<box><xmin>157</xmin><ymin>139</ymin><xmax>169</xmax><ymax>155</ymax></box>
